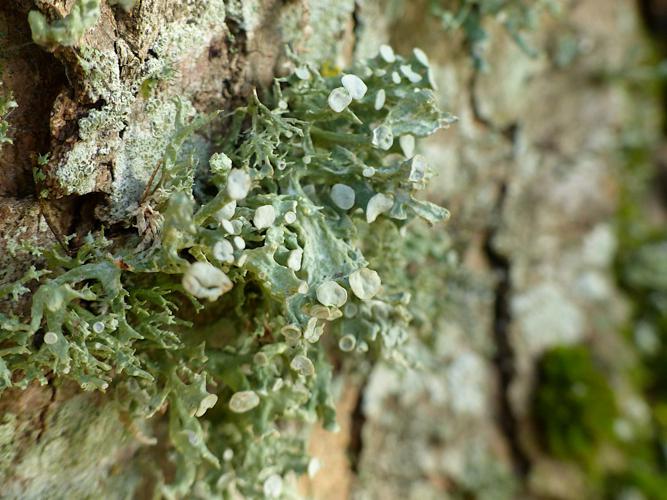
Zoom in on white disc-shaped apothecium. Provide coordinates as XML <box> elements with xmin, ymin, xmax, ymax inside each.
<box><xmin>362</xmin><ymin>166</ymin><xmax>376</xmax><ymax>177</ymax></box>
<box><xmin>409</xmin><ymin>154</ymin><xmax>428</xmax><ymax>182</ymax></box>
<box><xmin>226</xmin><ymin>169</ymin><xmax>251</xmax><ymax>200</ymax></box>
<box><xmin>253</xmin><ymin>205</ymin><xmax>276</xmax><ymax>229</ymax></box>
<box><xmin>399</xmin><ymin>134</ymin><xmax>415</xmax><ymax>158</ymax></box>
<box><xmin>413</xmin><ymin>47</ymin><xmax>429</xmax><ymax>66</ymax></box>
<box><xmin>182</xmin><ymin>262</ymin><xmax>233</xmax><ymax>301</ymax></box>
<box><xmin>290</xmin><ymin>354</ymin><xmax>315</xmax><ymax>377</ymax></box>
<box><xmin>44</xmin><ymin>331</ymin><xmax>59</xmax><ymax>345</ymax></box>
<box><xmin>316</xmin><ymin>280</ymin><xmax>348</xmax><ymax>308</ymax></box>
<box><xmin>295</xmin><ymin>66</ymin><xmax>310</xmax><ymax>80</ymax></box>
<box><xmin>330</xmin><ymin>183</ymin><xmax>355</xmax><ymax>210</ymax></box>
<box><xmin>215</xmin><ymin>200</ymin><xmax>237</xmax><ymax>221</ymax></box>
<box><xmin>338</xmin><ymin>334</ymin><xmax>357</xmax><ymax>352</ymax></box>
<box><xmin>374</xmin><ymin>88</ymin><xmax>386</xmax><ymax>111</ymax></box>
<box><xmin>379</xmin><ymin>44</ymin><xmax>396</xmax><ymax>63</ymax></box>
<box><xmin>349</xmin><ymin>267</ymin><xmax>382</xmax><ymax>300</ymax></box>
<box><xmin>195</xmin><ymin>394</ymin><xmax>218</xmax><ymax>417</ymax></box>
<box><xmin>284</xmin><ymin>210</ymin><xmax>297</xmax><ymax>224</ymax></box>
<box><xmin>341</xmin><ymin>74</ymin><xmax>367</xmax><ymax>100</ymax></box>
<box><xmin>213</xmin><ymin>239</ymin><xmax>234</xmax><ymax>263</ymax></box>
<box><xmin>263</xmin><ymin>474</ymin><xmax>283</xmax><ymax>498</ymax></box>
<box><xmin>281</xmin><ymin>324</ymin><xmax>302</xmax><ymax>342</ymax></box>
<box><xmin>328</xmin><ymin>87</ymin><xmax>353</xmax><ymax>113</ymax></box>
<box><xmin>287</xmin><ymin>248</ymin><xmax>303</xmax><ymax>271</ymax></box>
<box><xmin>366</xmin><ymin>193</ymin><xmax>394</xmax><ymax>223</ymax></box>
<box><xmin>371</xmin><ymin>125</ymin><xmax>394</xmax><ymax>151</ymax></box>
<box><xmin>229</xmin><ymin>390</ymin><xmax>260</xmax><ymax>413</ymax></box>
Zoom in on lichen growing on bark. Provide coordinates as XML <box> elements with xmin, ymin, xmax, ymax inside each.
<box><xmin>29</xmin><ymin>0</ymin><xmax>101</xmax><ymax>49</ymax></box>
<box><xmin>0</xmin><ymin>46</ymin><xmax>452</xmax><ymax>496</ymax></box>
<box><xmin>429</xmin><ymin>0</ymin><xmax>559</xmax><ymax>67</ymax></box>
<box><xmin>0</xmin><ymin>65</ymin><xmax>17</xmax><ymax>147</ymax></box>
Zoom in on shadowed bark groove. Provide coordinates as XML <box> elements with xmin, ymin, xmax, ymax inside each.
<box><xmin>483</xmin><ymin>180</ymin><xmax>531</xmax><ymax>480</ymax></box>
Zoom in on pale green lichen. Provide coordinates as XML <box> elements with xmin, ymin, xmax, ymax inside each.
<box><xmin>48</xmin><ymin>48</ymin><xmax>204</xmax><ymax>205</ymax></box>
<box><xmin>0</xmin><ymin>66</ymin><xmax>17</xmax><ymax>147</ymax></box>
<box><xmin>151</xmin><ymin>0</ymin><xmax>226</xmax><ymax>61</ymax></box>
<box><xmin>430</xmin><ymin>0</ymin><xmax>559</xmax><ymax>68</ymax></box>
<box><xmin>45</xmin><ymin>0</ymin><xmax>226</xmax><ymax>205</ymax></box>
<box><xmin>1</xmin><ymin>394</ymin><xmax>144</xmax><ymax>499</ymax></box>
<box><xmin>29</xmin><ymin>0</ymin><xmax>101</xmax><ymax>49</ymax></box>
<box><xmin>268</xmin><ymin>0</ymin><xmax>356</xmax><ymax>66</ymax></box>
<box><xmin>1</xmin><ymin>48</ymin><xmax>452</xmax><ymax>496</ymax></box>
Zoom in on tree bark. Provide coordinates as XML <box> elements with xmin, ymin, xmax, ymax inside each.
<box><xmin>0</xmin><ymin>0</ymin><xmax>663</xmax><ymax>499</ymax></box>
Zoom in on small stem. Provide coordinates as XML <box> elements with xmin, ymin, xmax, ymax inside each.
<box><xmin>310</xmin><ymin>127</ymin><xmax>367</xmax><ymax>147</ymax></box>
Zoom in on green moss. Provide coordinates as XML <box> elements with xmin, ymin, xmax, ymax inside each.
<box><xmin>1</xmin><ymin>48</ymin><xmax>453</xmax><ymax>496</ymax></box>
<box><xmin>611</xmin><ymin>52</ymin><xmax>667</xmax><ymax>497</ymax></box>
<box><xmin>533</xmin><ymin>345</ymin><xmax>617</xmax><ymax>464</ymax></box>
<box><xmin>605</xmin><ymin>466</ymin><xmax>667</xmax><ymax>500</ymax></box>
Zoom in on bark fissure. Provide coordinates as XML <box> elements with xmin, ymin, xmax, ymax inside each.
<box><xmin>35</xmin><ymin>381</ymin><xmax>57</xmax><ymax>444</ymax></box>
<box><xmin>470</xmin><ymin>59</ymin><xmax>530</xmax><ymax>477</ymax></box>
<box><xmin>483</xmin><ymin>181</ymin><xmax>531</xmax><ymax>479</ymax></box>
<box><xmin>468</xmin><ymin>69</ymin><xmax>493</xmax><ymax>129</ymax></box>
<box><xmin>347</xmin><ymin>379</ymin><xmax>368</xmax><ymax>474</ymax></box>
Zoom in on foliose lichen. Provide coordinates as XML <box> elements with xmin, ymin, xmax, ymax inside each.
<box><xmin>28</xmin><ymin>0</ymin><xmax>101</xmax><ymax>49</ymax></box>
<box><xmin>0</xmin><ymin>47</ymin><xmax>453</xmax><ymax>496</ymax></box>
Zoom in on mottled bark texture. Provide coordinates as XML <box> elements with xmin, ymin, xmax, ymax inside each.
<box><xmin>0</xmin><ymin>0</ymin><xmax>663</xmax><ymax>498</ymax></box>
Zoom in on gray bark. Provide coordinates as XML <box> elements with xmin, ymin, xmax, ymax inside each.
<box><xmin>0</xmin><ymin>0</ymin><xmax>663</xmax><ymax>498</ymax></box>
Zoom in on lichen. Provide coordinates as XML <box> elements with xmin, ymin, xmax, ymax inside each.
<box><xmin>151</xmin><ymin>0</ymin><xmax>226</xmax><ymax>62</ymax></box>
<box><xmin>28</xmin><ymin>0</ymin><xmax>101</xmax><ymax>49</ymax></box>
<box><xmin>0</xmin><ymin>65</ymin><xmax>17</xmax><ymax>147</ymax></box>
<box><xmin>429</xmin><ymin>0</ymin><xmax>559</xmax><ymax>68</ymax></box>
<box><xmin>44</xmin><ymin>2</ymin><xmax>226</xmax><ymax>209</ymax></box>
<box><xmin>1</xmin><ymin>48</ymin><xmax>453</xmax><ymax>496</ymax></box>
<box><xmin>1</xmin><ymin>394</ymin><xmax>144</xmax><ymax>499</ymax></box>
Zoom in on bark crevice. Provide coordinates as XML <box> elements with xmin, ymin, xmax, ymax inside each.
<box><xmin>347</xmin><ymin>378</ymin><xmax>368</xmax><ymax>475</ymax></box>
<box><xmin>482</xmin><ymin>180</ymin><xmax>531</xmax><ymax>479</ymax></box>
<box><xmin>470</xmin><ymin>62</ymin><xmax>531</xmax><ymax>475</ymax></box>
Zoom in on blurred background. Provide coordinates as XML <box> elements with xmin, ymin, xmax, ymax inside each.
<box><xmin>300</xmin><ymin>1</ymin><xmax>667</xmax><ymax>498</ymax></box>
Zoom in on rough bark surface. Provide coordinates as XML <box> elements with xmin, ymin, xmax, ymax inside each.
<box><xmin>0</xmin><ymin>0</ymin><xmax>663</xmax><ymax>498</ymax></box>
<box><xmin>346</xmin><ymin>1</ymin><xmax>658</xmax><ymax>499</ymax></box>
